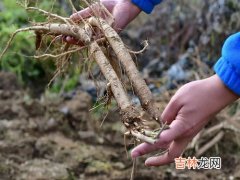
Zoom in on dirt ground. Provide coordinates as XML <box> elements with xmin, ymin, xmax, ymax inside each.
<box><xmin>1</xmin><ymin>1</ymin><xmax>240</xmax><ymax>179</ymax></box>
<box><xmin>0</xmin><ymin>71</ymin><xmax>240</xmax><ymax>180</ymax></box>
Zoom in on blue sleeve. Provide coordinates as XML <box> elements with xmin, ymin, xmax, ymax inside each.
<box><xmin>131</xmin><ymin>0</ymin><xmax>163</xmax><ymax>14</ymax></box>
<box><xmin>214</xmin><ymin>32</ymin><xmax>240</xmax><ymax>95</ymax></box>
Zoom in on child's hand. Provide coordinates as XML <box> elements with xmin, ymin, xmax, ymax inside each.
<box><xmin>71</xmin><ymin>0</ymin><xmax>140</xmax><ymax>30</ymax></box>
<box><xmin>131</xmin><ymin>75</ymin><xmax>238</xmax><ymax>166</ymax></box>
<box><xmin>65</xmin><ymin>0</ymin><xmax>141</xmax><ymax>44</ymax></box>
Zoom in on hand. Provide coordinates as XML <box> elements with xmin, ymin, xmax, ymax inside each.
<box><xmin>131</xmin><ymin>75</ymin><xmax>239</xmax><ymax>166</ymax></box>
<box><xmin>65</xmin><ymin>0</ymin><xmax>141</xmax><ymax>44</ymax></box>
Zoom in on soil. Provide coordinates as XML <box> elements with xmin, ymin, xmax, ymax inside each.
<box><xmin>0</xmin><ymin>72</ymin><xmax>240</xmax><ymax>180</ymax></box>
<box><xmin>1</xmin><ymin>1</ymin><xmax>240</xmax><ymax>179</ymax></box>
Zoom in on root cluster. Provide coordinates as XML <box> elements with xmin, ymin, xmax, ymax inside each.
<box><xmin>0</xmin><ymin>1</ymin><xmax>167</xmax><ymax>145</ymax></box>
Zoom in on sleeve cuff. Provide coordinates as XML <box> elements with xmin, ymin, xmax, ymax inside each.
<box><xmin>214</xmin><ymin>57</ymin><xmax>240</xmax><ymax>96</ymax></box>
<box><xmin>131</xmin><ymin>0</ymin><xmax>162</xmax><ymax>14</ymax></box>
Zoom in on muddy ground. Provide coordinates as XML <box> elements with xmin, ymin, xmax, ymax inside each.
<box><xmin>0</xmin><ymin>71</ymin><xmax>240</xmax><ymax>180</ymax></box>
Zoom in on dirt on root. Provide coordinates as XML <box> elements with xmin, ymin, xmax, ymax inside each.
<box><xmin>0</xmin><ymin>71</ymin><xmax>240</xmax><ymax>180</ymax></box>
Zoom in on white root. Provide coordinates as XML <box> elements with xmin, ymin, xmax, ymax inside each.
<box><xmin>89</xmin><ymin>41</ymin><xmax>131</xmax><ymax>109</ymax></box>
<box><xmin>131</xmin><ymin>130</ymin><xmax>156</xmax><ymax>144</ymax></box>
<box><xmin>0</xmin><ymin>8</ymin><xmax>165</xmax><ymax>146</ymax></box>
<box><xmin>88</xmin><ymin>17</ymin><xmax>162</xmax><ymax>124</ymax></box>
<box><xmin>0</xmin><ymin>23</ymin><xmax>91</xmax><ymax>60</ymax></box>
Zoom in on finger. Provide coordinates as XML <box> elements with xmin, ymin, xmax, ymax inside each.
<box><xmin>145</xmin><ymin>138</ymin><xmax>189</xmax><ymax>166</ymax></box>
<box><xmin>64</xmin><ymin>36</ymin><xmax>85</xmax><ymax>46</ymax></box>
<box><xmin>70</xmin><ymin>7</ymin><xmax>92</xmax><ymax>21</ymax></box>
<box><xmin>70</xmin><ymin>1</ymin><xmax>111</xmax><ymax>21</ymax></box>
<box><xmin>112</xmin><ymin>4</ymin><xmax>129</xmax><ymax>31</ymax></box>
<box><xmin>161</xmin><ymin>95</ymin><xmax>182</xmax><ymax>124</ymax></box>
<box><xmin>157</xmin><ymin>119</ymin><xmax>186</xmax><ymax>144</ymax></box>
<box><xmin>131</xmin><ymin>120</ymin><xmax>186</xmax><ymax>158</ymax></box>
<box><xmin>112</xmin><ymin>2</ymin><xmax>141</xmax><ymax>31</ymax></box>
<box><xmin>131</xmin><ymin>142</ymin><xmax>169</xmax><ymax>158</ymax></box>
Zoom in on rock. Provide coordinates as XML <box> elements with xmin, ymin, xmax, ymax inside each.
<box><xmin>166</xmin><ymin>54</ymin><xmax>192</xmax><ymax>89</ymax></box>
<box><xmin>167</xmin><ymin>63</ymin><xmax>186</xmax><ymax>80</ymax></box>
<box><xmin>167</xmin><ymin>54</ymin><xmax>190</xmax><ymax>82</ymax></box>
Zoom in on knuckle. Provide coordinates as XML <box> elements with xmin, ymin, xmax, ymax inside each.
<box><xmin>180</xmin><ymin>81</ymin><xmax>198</xmax><ymax>94</ymax></box>
<box><xmin>171</xmin><ymin>96</ymin><xmax>181</xmax><ymax>108</ymax></box>
<box><xmin>167</xmin><ymin>95</ymin><xmax>182</xmax><ymax>111</ymax></box>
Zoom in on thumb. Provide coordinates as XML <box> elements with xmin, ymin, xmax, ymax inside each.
<box><xmin>70</xmin><ymin>1</ymin><xmax>116</xmax><ymax>21</ymax></box>
<box><xmin>112</xmin><ymin>2</ymin><xmax>141</xmax><ymax>31</ymax></box>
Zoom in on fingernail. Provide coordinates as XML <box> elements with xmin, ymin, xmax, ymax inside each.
<box><xmin>131</xmin><ymin>151</ymin><xmax>140</xmax><ymax>158</ymax></box>
<box><xmin>66</xmin><ymin>36</ymin><xmax>72</xmax><ymax>42</ymax></box>
<box><xmin>145</xmin><ymin>159</ymin><xmax>152</xmax><ymax>166</ymax></box>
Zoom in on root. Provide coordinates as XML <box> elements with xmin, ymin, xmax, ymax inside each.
<box><xmin>0</xmin><ymin>23</ymin><xmax>91</xmax><ymax>61</ymax></box>
<box><xmin>2</xmin><ymin>5</ymin><xmax>239</xmax><ymax>179</ymax></box>
<box><xmin>90</xmin><ymin>42</ymin><xmax>160</xmax><ymax>143</ymax></box>
<box><xmin>26</xmin><ymin>7</ymin><xmax>72</xmax><ymax>25</ymax></box>
<box><xmin>0</xmin><ymin>27</ymin><xmax>45</xmax><ymax>60</ymax></box>
<box><xmin>34</xmin><ymin>46</ymin><xmax>87</xmax><ymax>59</ymax></box>
<box><xmin>88</xmin><ymin>17</ymin><xmax>162</xmax><ymax>124</ymax></box>
<box><xmin>128</xmin><ymin>40</ymin><xmax>149</xmax><ymax>55</ymax></box>
<box><xmin>131</xmin><ymin>131</ymin><xmax>156</xmax><ymax>144</ymax></box>
<box><xmin>154</xmin><ymin>122</ymin><xmax>168</xmax><ymax>139</ymax></box>
<box><xmin>89</xmin><ymin>41</ymin><xmax>131</xmax><ymax>109</ymax></box>
<box><xmin>0</xmin><ymin>5</ymin><xmax>169</xmax><ymax>180</ymax></box>
<box><xmin>130</xmin><ymin>158</ymin><xmax>137</xmax><ymax>180</ymax></box>
<box><xmin>67</xmin><ymin>0</ymin><xmax>77</xmax><ymax>13</ymax></box>
<box><xmin>0</xmin><ymin>3</ymin><xmax>167</xmax><ymax>147</ymax></box>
